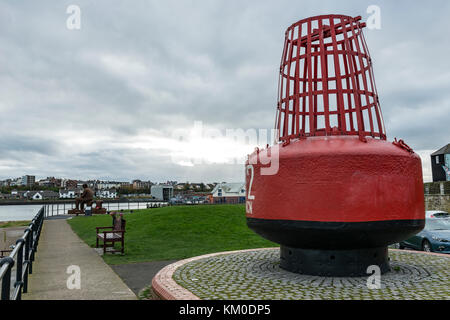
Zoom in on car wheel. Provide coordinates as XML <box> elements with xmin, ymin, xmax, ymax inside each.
<box><xmin>422</xmin><ymin>240</ymin><xmax>432</xmax><ymax>252</ymax></box>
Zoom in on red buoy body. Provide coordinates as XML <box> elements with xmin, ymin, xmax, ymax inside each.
<box><xmin>246</xmin><ymin>15</ymin><xmax>425</xmax><ymax>276</ymax></box>
<box><xmin>247</xmin><ymin>136</ymin><xmax>424</xmax><ymax>246</ymax></box>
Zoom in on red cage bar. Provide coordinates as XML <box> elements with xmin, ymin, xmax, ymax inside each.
<box><xmin>275</xmin><ymin>15</ymin><xmax>386</xmax><ymax>143</ymax></box>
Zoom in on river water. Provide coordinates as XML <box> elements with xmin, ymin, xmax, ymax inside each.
<box><xmin>0</xmin><ymin>202</ymin><xmax>165</xmax><ymax>222</ymax></box>
<box><xmin>0</xmin><ymin>205</ymin><xmax>44</xmax><ymax>222</ymax></box>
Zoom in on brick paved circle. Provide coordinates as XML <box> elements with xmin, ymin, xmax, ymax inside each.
<box><xmin>167</xmin><ymin>248</ymin><xmax>450</xmax><ymax>300</ymax></box>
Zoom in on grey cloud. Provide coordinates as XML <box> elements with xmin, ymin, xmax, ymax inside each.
<box><xmin>0</xmin><ymin>0</ymin><xmax>449</xmax><ymax>182</ymax></box>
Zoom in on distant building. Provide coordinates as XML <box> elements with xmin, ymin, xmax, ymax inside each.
<box><xmin>97</xmin><ymin>189</ymin><xmax>118</xmax><ymax>199</ymax></box>
<box><xmin>97</xmin><ymin>181</ymin><xmax>126</xmax><ymax>190</ymax></box>
<box><xmin>38</xmin><ymin>177</ymin><xmax>61</xmax><ymax>187</ymax></box>
<box><xmin>63</xmin><ymin>179</ymin><xmax>78</xmax><ymax>189</ymax></box>
<box><xmin>211</xmin><ymin>183</ymin><xmax>246</xmax><ymax>204</ymax></box>
<box><xmin>22</xmin><ymin>175</ymin><xmax>35</xmax><ymax>187</ymax></box>
<box><xmin>77</xmin><ymin>181</ymin><xmax>96</xmax><ymax>189</ymax></box>
<box><xmin>0</xmin><ymin>179</ymin><xmax>11</xmax><ymax>187</ymax></box>
<box><xmin>10</xmin><ymin>178</ymin><xmax>22</xmax><ymax>186</ymax></box>
<box><xmin>175</xmin><ymin>183</ymin><xmax>186</xmax><ymax>190</ymax></box>
<box><xmin>59</xmin><ymin>189</ymin><xmax>79</xmax><ymax>199</ymax></box>
<box><xmin>132</xmin><ymin>180</ymin><xmax>151</xmax><ymax>190</ymax></box>
<box><xmin>27</xmin><ymin>191</ymin><xmax>59</xmax><ymax>200</ymax></box>
<box><xmin>151</xmin><ymin>185</ymin><xmax>174</xmax><ymax>201</ymax></box>
<box><xmin>10</xmin><ymin>190</ymin><xmax>27</xmax><ymax>199</ymax></box>
<box><xmin>431</xmin><ymin>144</ymin><xmax>450</xmax><ymax>182</ymax></box>
<box><xmin>132</xmin><ymin>180</ymin><xmax>143</xmax><ymax>189</ymax></box>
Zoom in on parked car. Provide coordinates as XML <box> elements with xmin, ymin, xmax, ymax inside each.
<box><xmin>426</xmin><ymin>210</ymin><xmax>450</xmax><ymax>219</ymax></box>
<box><xmin>168</xmin><ymin>198</ymin><xmax>186</xmax><ymax>205</ymax></box>
<box><xmin>399</xmin><ymin>218</ymin><xmax>450</xmax><ymax>253</ymax></box>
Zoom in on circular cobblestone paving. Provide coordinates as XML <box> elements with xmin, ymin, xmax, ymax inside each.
<box><xmin>172</xmin><ymin>248</ymin><xmax>450</xmax><ymax>300</ymax></box>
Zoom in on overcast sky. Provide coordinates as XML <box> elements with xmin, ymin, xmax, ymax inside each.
<box><xmin>0</xmin><ymin>0</ymin><xmax>449</xmax><ymax>183</ymax></box>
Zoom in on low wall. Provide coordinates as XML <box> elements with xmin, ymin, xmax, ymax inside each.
<box><xmin>425</xmin><ymin>195</ymin><xmax>450</xmax><ymax>212</ymax></box>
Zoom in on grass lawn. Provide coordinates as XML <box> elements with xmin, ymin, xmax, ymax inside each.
<box><xmin>67</xmin><ymin>204</ymin><xmax>278</xmax><ymax>265</ymax></box>
<box><xmin>0</xmin><ymin>221</ymin><xmax>31</xmax><ymax>228</ymax></box>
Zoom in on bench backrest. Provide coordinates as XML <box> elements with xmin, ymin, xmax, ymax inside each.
<box><xmin>113</xmin><ymin>215</ymin><xmax>126</xmax><ymax>231</ymax></box>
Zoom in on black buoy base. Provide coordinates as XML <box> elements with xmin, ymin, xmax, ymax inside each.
<box><xmin>280</xmin><ymin>246</ymin><xmax>390</xmax><ymax>277</ymax></box>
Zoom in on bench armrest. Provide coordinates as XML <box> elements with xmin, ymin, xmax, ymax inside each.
<box><xmin>96</xmin><ymin>226</ymin><xmax>113</xmax><ymax>232</ymax></box>
<box><xmin>97</xmin><ymin>229</ymin><xmax>125</xmax><ymax>234</ymax></box>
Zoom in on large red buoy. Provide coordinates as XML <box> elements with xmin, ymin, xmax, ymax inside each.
<box><xmin>246</xmin><ymin>15</ymin><xmax>425</xmax><ymax>276</ymax></box>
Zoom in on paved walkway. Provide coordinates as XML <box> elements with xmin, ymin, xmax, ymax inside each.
<box><xmin>111</xmin><ymin>260</ymin><xmax>177</xmax><ymax>295</ymax></box>
<box><xmin>23</xmin><ymin>219</ymin><xmax>136</xmax><ymax>300</ymax></box>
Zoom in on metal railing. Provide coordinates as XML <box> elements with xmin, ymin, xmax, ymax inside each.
<box><xmin>0</xmin><ymin>207</ymin><xmax>44</xmax><ymax>300</ymax></box>
<box><xmin>43</xmin><ymin>200</ymin><xmax>166</xmax><ymax>218</ymax></box>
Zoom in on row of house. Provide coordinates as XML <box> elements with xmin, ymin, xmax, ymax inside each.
<box><xmin>0</xmin><ymin>188</ymin><xmax>118</xmax><ymax>200</ymax></box>
<box><xmin>173</xmin><ymin>182</ymin><xmax>216</xmax><ymax>191</ymax></box>
<box><xmin>149</xmin><ymin>182</ymin><xmax>246</xmax><ymax>203</ymax></box>
<box><xmin>0</xmin><ymin>177</ymin><xmax>151</xmax><ymax>190</ymax></box>
<box><xmin>1</xmin><ymin>177</ymin><xmax>246</xmax><ymax>203</ymax></box>
<box><xmin>7</xmin><ymin>190</ymin><xmax>60</xmax><ymax>200</ymax></box>
<box><xmin>59</xmin><ymin>189</ymin><xmax>118</xmax><ymax>199</ymax></box>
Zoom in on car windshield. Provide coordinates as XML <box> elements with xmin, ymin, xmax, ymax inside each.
<box><xmin>432</xmin><ymin>212</ymin><xmax>450</xmax><ymax>218</ymax></box>
<box><xmin>425</xmin><ymin>218</ymin><xmax>450</xmax><ymax>231</ymax></box>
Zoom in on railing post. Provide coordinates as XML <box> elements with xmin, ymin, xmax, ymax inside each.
<box><xmin>22</xmin><ymin>228</ymin><xmax>31</xmax><ymax>293</ymax></box>
<box><xmin>25</xmin><ymin>226</ymin><xmax>33</xmax><ymax>274</ymax></box>
<box><xmin>15</xmin><ymin>239</ymin><xmax>25</xmax><ymax>300</ymax></box>
<box><xmin>34</xmin><ymin>210</ymin><xmax>43</xmax><ymax>253</ymax></box>
<box><xmin>0</xmin><ymin>257</ymin><xmax>14</xmax><ymax>300</ymax></box>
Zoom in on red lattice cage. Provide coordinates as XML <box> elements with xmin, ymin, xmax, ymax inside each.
<box><xmin>275</xmin><ymin>15</ymin><xmax>386</xmax><ymax>143</ymax></box>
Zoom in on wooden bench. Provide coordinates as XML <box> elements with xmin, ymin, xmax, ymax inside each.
<box><xmin>0</xmin><ymin>250</ymin><xmax>12</xmax><ymax>258</ymax></box>
<box><xmin>96</xmin><ymin>213</ymin><xmax>126</xmax><ymax>254</ymax></box>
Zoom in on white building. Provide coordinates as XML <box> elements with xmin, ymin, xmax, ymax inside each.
<box><xmin>151</xmin><ymin>185</ymin><xmax>173</xmax><ymax>201</ymax></box>
<box><xmin>97</xmin><ymin>189</ymin><xmax>118</xmax><ymax>199</ymax></box>
<box><xmin>30</xmin><ymin>192</ymin><xmax>43</xmax><ymax>200</ymax></box>
<box><xmin>10</xmin><ymin>178</ymin><xmax>22</xmax><ymax>186</ymax></box>
<box><xmin>211</xmin><ymin>183</ymin><xmax>246</xmax><ymax>204</ymax></box>
<box><xmin>59</xmin><ymin>189</ymin><xmax>78</xmax><ymax>199</ymax></box>
<box><xmin>97</xmin><ymin>182</ymin><xmax>126</xmax><ymax>190</ymax></box>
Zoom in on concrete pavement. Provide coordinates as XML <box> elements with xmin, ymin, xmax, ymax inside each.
<box><xmin>111</xmin><ymin>260</ymin><xmax>177</xmax><ymax>295</ymax></box>
<box><xmin>23</xmin><ymin>219</ymin><xmax>136</xmax><ymax>300</ymax></box>
<box><xmin>1</xmin><ymin>226</ymin><xmax>27</xmax><ymax>252</ymax></box>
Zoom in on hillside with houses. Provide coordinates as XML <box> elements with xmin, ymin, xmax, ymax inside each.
<box><xmin>0</xmin><ymin>176</ymin><xmax>245</xmax><ymax>204</ymax></box>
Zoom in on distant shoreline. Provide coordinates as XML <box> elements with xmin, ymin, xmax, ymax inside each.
<box><xmin>0</xmin><ymin>198</ymin><xmax>160</xmax><ymax>206</ymax></box>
